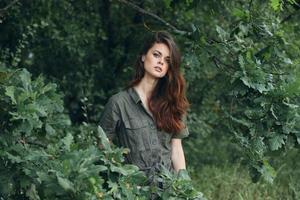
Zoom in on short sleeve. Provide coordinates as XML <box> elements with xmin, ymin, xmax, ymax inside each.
<box><xmin>172</xmin><ymin>115</ymin><xmax>189</xmax><ymax>139</ymax></box>
<box><xmin>99</xmin><ymin>96</ymin><xmax>120</xmax><ymax>141</ymax></box>
<box><xmin>172</xmin><ymin>126</ymin><xmax>189</xmax><ymax>139</ymax></box>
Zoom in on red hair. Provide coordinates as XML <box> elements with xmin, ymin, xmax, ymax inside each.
<box><xmin>128</xmin><ymin>31</ymin><xmax>189</xmax><ymax>134</ymax></box>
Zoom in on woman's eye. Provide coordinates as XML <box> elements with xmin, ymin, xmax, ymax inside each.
<box><xmin>153</xmin><ymin>53</ymin><xmax>160</xmax><ymax>58</ymax></box>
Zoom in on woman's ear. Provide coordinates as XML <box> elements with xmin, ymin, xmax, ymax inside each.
<box><xmin>141</xmin><ymin>55</ymin><xmax>145</xmax><ymax>62</ymax></box>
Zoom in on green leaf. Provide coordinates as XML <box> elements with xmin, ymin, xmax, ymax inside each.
<box><xmin>19</xmin><ymin>69</ymin><xmax>32</xmax><ymax>91</ymax></box>
<box><xmin>97</xmin><ymin>165</ymin><xmax>108</xmax><ymax>172</ymax></box>
<box><xmin>5</xmin><ymin>152</ymin><xmax>23</xmax><ymax>163</ymax></box>
<box><xmin>230</xmin><ymin>115</ymin><xmax>253</xmax><ymax>128</ymax></box>
<box><xmin>57</xmin><ymin>176</ymin><xmax>75</xmax><ymax>193</ymax></box>
<box><xmin>36</xmin><ymin>172</ymin><xmax>51</xmax><ymax>184</ymax></box>
<box><xmin>41</xmin><ymin>83</ymin><xmax>56</xmax><ymax>94</ymax></box>
<box><xmin>232</xmin><ymin>8</ymin><xmax>246</xmax><ymax>18</ymax></box>
<box><xmin>252</xmin><ymin>137</ymin><xmax>266</xmax><ymax>156</ymax></box>
<box><xmin>97</xmin><ymin>126</ymin><xmax>111</xmax><ymax>151</ymax></box>
<box><xmin>216</xmin><ymin>25</ymin><xmax>229</xmax><ymax>41</ymax></box>
<box><xmin>26</xmin><ymin>184</ymin><xmax>41</xmax><ymax>200</ymax></box>
<box><xmin>270</xmin><ymin>0</ymin><xmax>281</xmax><ymax>11</ymax></box>
<box><xmin>296</xmin><ymin>133</ymin><xmax>300</xmax><ymax>144</ymax></box>
<box><xmin>28</xmin><ymin>103</ymin><xmax>47</xmax><ymax>117</ymax></box>
<box><xmin>110</xmin><ymin>164</ymin><xmax>136</xmax><ymax>176</ymax></box>
<box><xmin>107</xmin><ymin>180</ymin><xmax>119</xmax><ymax>194</ymax></box>
<box><xmin>5</xmin><ymin>86</ymin><xmax>17</xmax><ymax>104</ymax></box>
<box><xmin>268</xmin><ymin>134</ymin><xmax>286</xmax><ymax>151</ymax></box>
<box><xmin>270</xmin><ymin>104</ymin><xmax>278</xmax><ymax>120</ymax></box>
<box><xmin>177</xmin><ymin>169</ymin><xmax>191</xmax><ymax>181</ymax></box>
<box><xmin>24</xmin><ymin>149</ymin><xmax>49</xmax><ymax>161</ymax></box>
<box><xmin>45</xmin><ymin>124</ymin><xmax>56</xmax><ymax>135</ymax></box>
<box><xmin>62</xmin><ymin>133</ymin><xmax>73</xmax><ymax>151</ymax></box>
<box><xmin>282</xmin><ymin>99</ymin><xmax>299</xmax><ymax>109</ymax></box>
<box><xmin>258</xmin><ymin>160</ymin><xmax>276</xmax><ymax>183</ymax></box>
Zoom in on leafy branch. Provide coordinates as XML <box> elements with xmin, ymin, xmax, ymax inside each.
<box><xmin>0</xmin><ymin>0</ymin><xmax>19</xmax><ymax>15</ymax></box>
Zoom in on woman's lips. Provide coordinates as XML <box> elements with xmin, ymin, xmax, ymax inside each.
<box><xmin>154</xmin><ymin>66</ymin><xmax>162</xmax><ymax>72</ymax></box>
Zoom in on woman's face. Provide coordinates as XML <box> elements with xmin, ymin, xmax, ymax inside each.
<box><xmin>142</xmin><ymin>42</ymin><xmax>170</xmax><ymax>79</ymax></box>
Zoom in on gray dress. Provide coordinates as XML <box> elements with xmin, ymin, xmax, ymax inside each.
<box><xmin>99</xmin><ymin>87</ymin><xmax>189</xmax><ymax>178</ymax></box>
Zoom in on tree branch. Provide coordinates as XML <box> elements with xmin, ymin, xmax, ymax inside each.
<box><xmin>27</xmin><ymin>141</ymin><xmax>47</xmax><ymax>148</ymax></box>
<box><xmin>206</xmin><ymin>50</ymin><xmax>236</xmax><ymax>72</ymax></box>
<box><xmin>114</xmin><ymin>0</ymin><xmax>189</xmax><ymax>35</ymax></box>
<box><xmin>0</xmin><ymin>0</ymin><xmax>19</xmax><ymax>14</ymax></box>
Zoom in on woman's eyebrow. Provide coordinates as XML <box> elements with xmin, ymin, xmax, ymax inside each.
<box><xmin>153</xmin><ymin>50</ymin><xmax>170</xmax><ymax>58</ymax></box>
<box><xmin>153</xmin><ymin>50</ymin><xmax>162</xmax><ymax>55</ymax></box>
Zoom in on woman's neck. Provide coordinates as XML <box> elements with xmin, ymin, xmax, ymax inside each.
<box><xmin>134</xmin><ymin>75</ymin><xmax>158</xmax><ymax>100</ymax></box>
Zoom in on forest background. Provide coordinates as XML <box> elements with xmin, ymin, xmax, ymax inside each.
<box><xmin>0</xmin><ymin>0</ymin><xmax>299</xmax><ymax>199</ymax></box>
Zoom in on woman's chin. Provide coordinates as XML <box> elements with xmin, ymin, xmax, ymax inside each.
<box><xmin>144</xmin><ymin>72</ymin><xmax>165</xmax><ymax>79</ymax></box>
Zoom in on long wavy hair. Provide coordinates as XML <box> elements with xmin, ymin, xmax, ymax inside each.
<box><xmin>128</xmin><ymin>31</ymin><xmax>189</xmax><ymax>134</ymax></box>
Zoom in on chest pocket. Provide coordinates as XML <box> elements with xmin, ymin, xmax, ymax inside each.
<box><xmin>124</xmin><ymin>118</ymin><xmax>150</xmax><ymax>152</ymax></box>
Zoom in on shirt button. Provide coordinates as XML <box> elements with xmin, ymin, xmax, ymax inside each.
<box><xmin>150</xmin><ymin>123</ymin><xmax>155</xmax><ymax>129</ymax></box>
<box><xmin>152</xmin><ymin>139</ymin><xmax>157</xmax><ymax>145</ymax></box>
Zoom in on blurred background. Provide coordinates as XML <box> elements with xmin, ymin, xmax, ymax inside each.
<box><xmin>1</xmin><ymin>0</ymin><xmax>299</xmax><ymax>199</ymax></box>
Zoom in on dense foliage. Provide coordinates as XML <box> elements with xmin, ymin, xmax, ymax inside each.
<box><xmin>0</xmin><ymin>68</ymin><xmax>205</xmax><ymax>199</ymax></box>
<box><xmin>182</xmin><ymin>0</ymin><xmax>300</xmax><ymax>182</ymax></box>
<box><xmin>0</xmin><ymin>0</ymin><xmax>299</xmax><ymax>199</ymax></box>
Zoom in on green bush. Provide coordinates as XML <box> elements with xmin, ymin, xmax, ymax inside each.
<box><xmin>0</xmin><ymin>68</ymin><xmax>205</xmax><ymax>200</ymax></box>
<box><xmin>1</xmin><ymin>0</ymin><xmax>299</xmax><ymax>190</ymax></box>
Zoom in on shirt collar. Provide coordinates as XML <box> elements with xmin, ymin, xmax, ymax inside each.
<box><xmin>128</xmin><ymin>87</ymin><xmax>141</xmax><ymax>104</ymax></box>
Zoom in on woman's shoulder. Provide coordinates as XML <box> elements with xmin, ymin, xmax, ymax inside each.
<box><xmin>107</xmin><ymin>88</ymin><xmax>130</xmax><ymax>105</ymax></box>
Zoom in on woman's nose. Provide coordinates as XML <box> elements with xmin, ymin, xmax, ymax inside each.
<box><xmin>158</xmin><ymin>59</ymin><xmax>164</xmax><ymax>65</ymax></box>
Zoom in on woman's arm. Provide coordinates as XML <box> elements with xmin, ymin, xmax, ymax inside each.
<box><xmin>99</xmin><ymin>96</ymin><xmax>120</xmax><ymax>141</ymax></box>
<box><xmin>171</xmin><ymin>138</ymin><xmax>186</xmax><ymax>172</ymax></box>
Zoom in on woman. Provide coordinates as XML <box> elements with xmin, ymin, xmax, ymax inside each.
<box><xmin>99</xmin><ymin>31</ymin><xmax>189</xmax><ymax>181</ymax></box>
